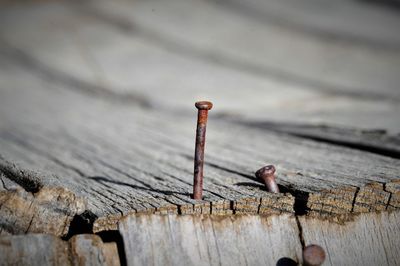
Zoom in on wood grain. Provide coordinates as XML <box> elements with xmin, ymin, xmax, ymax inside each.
<box><xmin>0</xmin><ymin>58</ymin><xmax>399</xmax><ymax>232</ymax></box>
<box><xmin>0</xmin><ymin>0</ymin><xmax>399</xmax><ymax>264</ymax></box>
<box><xmin>119</xmin><ymin>211</ymin><xmax>400</xmax><ymax>266</ymax></box>
<box><xmin>0</xmin><ymin>160</ymin><xmax>86</xmax><ymax>237</ymax></box>
<box><xmin>118</xmin><ymin>214</ymin><xmax>302</xmax><ymax>266</ymax></box>
<box><xmin>241</xmin><ymin>122</ymin><xmax>400</xmax><ymax>158</ymax></box>
<box><xmin>0</xmin><ymin>234</ymin><xmax>120</xmax><ymax>266</ymax></box>
<box><xmin>88</xmin><ymin>0</ymin><xmax>400</xmax><ymax>99</ymax></box>
<box><xmin>1</xmin><ymin>0</ymin><xmax>399</xmax><ymax>132</ymax></box>
<box><xmin>299</xmin><ymin>211</ymin><xmax>400</xmax><ymax>265</ymax></box>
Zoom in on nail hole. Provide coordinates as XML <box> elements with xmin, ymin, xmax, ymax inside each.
<box><xmin>190</xmin><ymin>193</ymin><xmax>203</xmax><ymax>200</ymax></box>
<box><xmin>276</xmin><ymin>257</ymin><xmax>297</xmax><ymax>266</ymax></box>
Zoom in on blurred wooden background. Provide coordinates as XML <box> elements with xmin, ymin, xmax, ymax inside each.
<box><xmin>0</xmin><ymin>0</ymin><xmax>399</xmax><ymax>265</ymax></box>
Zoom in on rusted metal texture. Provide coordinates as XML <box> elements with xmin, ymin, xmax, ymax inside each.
<box><xmin>255</xmin><ymin>165</ymin><xmax>280</xmax><ymax>193</ymax></box>
<box><xmin>303</xmin><ymin>244</ymin><xmax>326</xmax><ymax>266</ymax></box>
<box><xmin>193</xmin><ymin>101</ymin><xmax>213</xmax><ymax>200</ymax></box>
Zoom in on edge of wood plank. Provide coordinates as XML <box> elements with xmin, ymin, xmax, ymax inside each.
<box><xmin>93</xmin><ymin>180</ymin><xmax>400</xmax><ymax>232</ymax></box>
<box><xmin>1</xmin><ymin>156</ymin><xmax>399</xmax><ymax>234</ymax></box>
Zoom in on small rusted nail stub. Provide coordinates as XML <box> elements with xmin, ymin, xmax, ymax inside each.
<box><xmin>193</xmin><ymin>101</ymin><xmax>213</xmax><ymax>200</ymax></box>
<box><xmin>255</xmin><ymin>165</ymin><xmax>280</xmax><ymax>193</ymax></box>
<box><xmin>303</xmin><ymin>244</ymin><xmax>326</xmax><ymax>266</ymax></box>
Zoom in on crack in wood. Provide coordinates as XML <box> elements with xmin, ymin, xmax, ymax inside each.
<box><xmin>0</xmin><ymin>155</ymin><xmax>44</xmax><ymax>193</ymax></box>
<box><xmin>240</xmin><ymin>121</ymin><xmax>400</xmax><ymax>159</ymax></box>
<box><xmin>96</xmin><ymin>230</ymin><xmax>127</xmax><ymax>266</ymax></box>
<box><xmin>0</xmin><ymin>186</ymin><xmax>86</xmax><ymax>237</ymax></box>
<box><xmin>351</xmin><ymin>186</ymin><xmax>360</xmax><ymax>212</ymax></box>
<box><xmin>295</xmin><ymin>216</ymin><xmax>305</xmax><ymax>251</ymax></box>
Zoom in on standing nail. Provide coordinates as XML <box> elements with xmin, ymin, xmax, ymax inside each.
<box><xmin>193</xmin><ymin>101</ymin><xmax>213</xmax><ymax>200</ymax></box>
<box><xmin>255</xmin><ymin>165</ymin><xmax>280</xmax><ymax>193</ymax></box>
<box><xmin>303</xmin><ymin>244</ymin><xmax>326</xmax><ymax>266</ymax></box>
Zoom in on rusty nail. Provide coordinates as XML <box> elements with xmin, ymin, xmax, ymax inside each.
<box><xmin>255</xmin><ymin>165</ymin><xmax>280</xmax><ymax>193</ymax></box>
<box><xmin>303</xmin><ymin>244</ymin><xmax>326</xmax><ymax>266</ymax></box>
<box><xmin>193</xmin><ymin>101</ymin><xmax>213</xmax><ymax>200</ymax></box>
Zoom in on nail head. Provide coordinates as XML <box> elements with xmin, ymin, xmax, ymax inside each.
<box><xmin>303</xmin><ymin>244</ymin><xmax>326</xmax><ymax>266</ymax></box>
<box><xmin>255</xmin><ymin>165</ymin><xmax>276</xmax><ymax>179</ymax></box>
<box><xmin>195</xmin><ymin>101</ymin><xmax>213</xmax><ymax>110</ymax></box>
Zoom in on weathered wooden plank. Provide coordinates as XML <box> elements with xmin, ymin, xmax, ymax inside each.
<box><xmin>3</xmin><ymin>212</ymin><xmax>398</xmax><ymax>266</ymax></box>
<box><xmin>118</xmin><ymin>211</ymin><xmax>400</xmax><ymax>266</ymax></box>
<box><xmin>241</xmin><ymin>121</ymin><xmax>400</xmax><ymax>158</ymax></box>
<box><xmin>213</xmin><ymin>0</ymin><xmax>400</xmax><ymax>49</ymax></box>
<box><xmin>0</xmin><ymin>161</ymin><xmax>86</xmax><ymax>237</ymax></box>
<box><xmin>0</xmin><ymin>57</ymin><xmax>399</xmax><ymax>232</ymax></box>
<box><xmin>87</xmin><ymin>0</ymin><xmax>400</xmax><ymax>99</ymax></box>
<box><xmin>0</xmin><ymin>234</ymin><xmax>70</xmax><ymax>266</ymax></box>
<box><xmin>69</xmin><ymin>234</ymin><xmax>120</xmax><ymax>266</ymax></box>
<box><xmin>118</xmin><ymin>214</ymin><xmax>302</xmax><ymax>266</ymax></box>
<box><xmin>0</xmin><ymin>234</ymin><xmax>120</xmax><ymax>266</ymax></box>
<box><xmin>1</xmin><ymin>0</ymin><xmax>399</xmax><ymax>133</ymax></box>
<box><xmin>299</xmin><ymin>211</ymin><xmax>400</xmax><ymax>265</ymax></box>
<box><xmin>0</xmin><ymin>1</ymin><xmax>399</xmax><ymax>265</ymax></box>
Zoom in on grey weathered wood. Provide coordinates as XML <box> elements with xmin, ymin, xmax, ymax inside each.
<box><xmin>0</xmin><ymin>162</ymin><xmax>86</xmax><ymax>237</ymax></box>
<box><xmin>87</xmin><ymin>0</ymin><xmax>400</xmax><ymax>100</ymax></box>
<box><xmin>118</xmin><ymin>214</ymin><xmax>302</xmax><ymax>266</ymax></box>
<box><xmin>0</xmin><ymin>234</ymin><xmax>120</xmax><ymax>266</ymax></box>
<box><xmin>0</xmin><ymin>1</ymin><xmax>399</xmax><ymax>265</ymax></box>
<box><xmin>299</xmin><ymin>211</ymin><xmax>400</xmax><ymax>266</ymax></box>
<box><xmin>0</xmin><ymin>53</ymin><xmax>399</xmax><ymax>233</ymax></box>
<box><xmin>1</xmin><ymin>0</ymin><xmax>399</xmax><ymax>133</ymax></box>
<box><xmin>240</xmin><ymin>121</ymin><xmax>400</xmax><ymax>157</ymax></box>
<box><xmin>118</xmin><ymin>211</ymin><xmax>400</xmax><ymax>266</ymax></box>
<box><xmin>214</xmin><ymin>0</ymin><xmax>400</xmax><ymax>49</ymax></box>
<box><xmin>0</xmin><ymin>234</ymin><xmax>70</xmax><ymax>266</ymax></box>
<box><xmin>69</xmin><ymin>234</ymin><xmax>120</xmax><ymax>266</ymax></box>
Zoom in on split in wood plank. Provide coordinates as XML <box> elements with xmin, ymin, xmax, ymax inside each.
<box><xmin>240</xmin><ymin>121</ymin><xmax>400</xmax><ymax>158</ymax></box>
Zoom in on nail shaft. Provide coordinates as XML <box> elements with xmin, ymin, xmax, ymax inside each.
<box><xmin>193</xmin><ymin>101</ymin><xmax>213</xmax><ymax>200</ymax></box>
<box><xmin>264</xmin><ymin>176</ymin><xmax>280</xmax><ymax>193</ymax></box>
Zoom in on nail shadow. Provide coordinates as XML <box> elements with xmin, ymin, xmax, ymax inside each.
<box><xmin>88</xmin><ymin>176</ymin><xmax>190</xmax><ymax>196</ymax></box>
<box><xmin>234</xmin><ymin>182</ymin><xmax>265</xmax><ymax>189</ymax></box>
<box><xmin>234</xmin><ymin>182</ymin><xmax>290</xmax><ymax>193</ymax></box>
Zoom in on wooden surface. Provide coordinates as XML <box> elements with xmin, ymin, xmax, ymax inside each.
<box><xmin>118</xmin><ymin>212</ymin><xmax>400</xmax><ymax>266</ymax></box>
<box><xmin>299</xmin><ymin>211</ymin><xmax>400</xmax><ymax>266</ymax></box>
<box><xmin>0</xmin><ymin>234</ymin><xmax>120</xmax><ymax>266</ymax></box>
<box><xmin>1</xmin><ymin>72</ymin><xmax>399</xmax><ymax>233</ymax></box>
<box><xmin>0</xmin><ymin>0</ymin><xmax>400</xmax><ymax>265</ymax></box>
<box><xmin>1</xmin><ymin>0</ymin><xmax>400</xmax><ymax>131</ymax></box>
<box><xmin>119</xmin><ymin>214</ymin><xmax>302</xmax><ymax>266</ymax></box>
